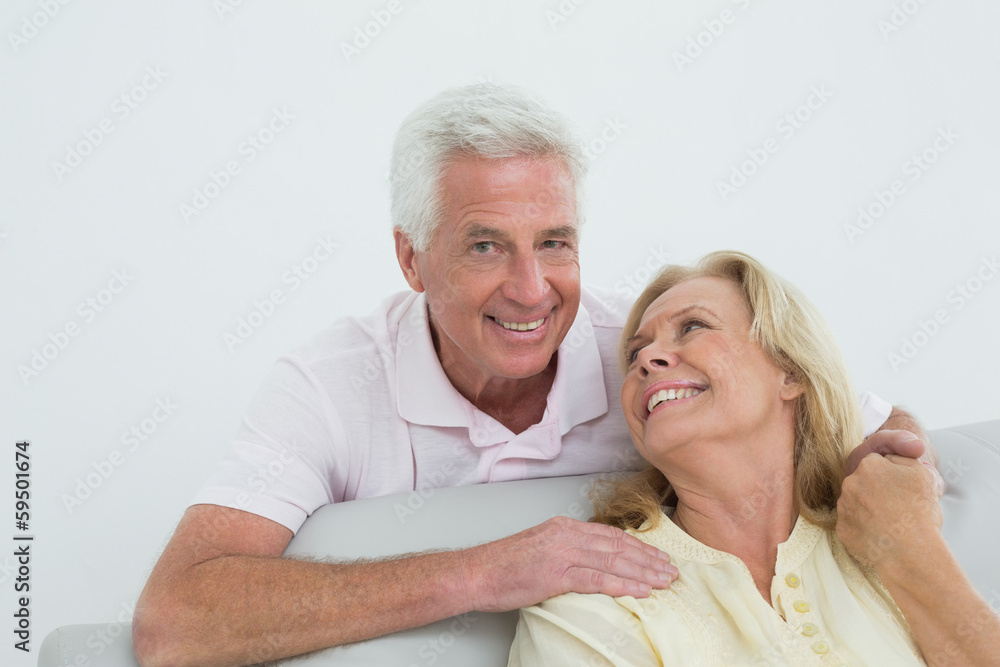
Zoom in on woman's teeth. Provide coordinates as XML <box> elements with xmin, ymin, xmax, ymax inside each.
<box><xmin>648</xmin><ymin>387</ymin><xmax>702</xmax><ymax>413</ymax></box>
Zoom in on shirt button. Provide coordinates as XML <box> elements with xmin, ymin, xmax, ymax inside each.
<box><xmin>793</xmin><ymin>600</ymin><xmax>810</xmax><ymax>613</ymax></box>
<box><xmin>801</xmin><ymin>623</ymin><xmax>818</xmax><ymax>637</ymax></box>
<box><xmin>812</xmin><ymin>641</ymin><xmax>830</xmax><ymax>654</ymax></box>
<box><xmin>785</xmin><ymin>573</ymin><xmax>800</xmax><ymax>588</ymax></box>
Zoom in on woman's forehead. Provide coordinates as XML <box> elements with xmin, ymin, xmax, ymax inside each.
<box><xmin>639</xmin><ymin>276</ymin><xmax>750</xmax><ymax>328</ymax></box>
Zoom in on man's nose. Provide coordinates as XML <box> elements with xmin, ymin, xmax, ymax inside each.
<box><xmin>503</xmin><ymin>254</ymin><xmax>549</xmax><ymax>306</ymax></box>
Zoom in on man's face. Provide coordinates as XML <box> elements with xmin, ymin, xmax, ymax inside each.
<box><xmin>397</xmin><ymin>155</ymin><xmax>581</xmax><ymax>388</ymax></box>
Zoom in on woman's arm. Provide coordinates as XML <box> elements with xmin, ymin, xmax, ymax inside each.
<box><xmin>837</xmin><ymin>454</ymin><xmax>1000</xmax><ymax>666</ymax></box>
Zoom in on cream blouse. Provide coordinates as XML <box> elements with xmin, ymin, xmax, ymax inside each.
<box><xmin>509</xmin><ymin>512</ymin><xmax>926</xmax><ymax>666</ymax></box>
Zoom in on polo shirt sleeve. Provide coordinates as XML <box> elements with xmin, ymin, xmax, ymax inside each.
<box><xmin>188</xmin><ymin>354</ymin><xmax>350</xmax><ymax>534</ymax></box>
<box><xmin>859</xmin><ymin>391</ymin><xmax>894</xmax><ymax>438</ymax></box>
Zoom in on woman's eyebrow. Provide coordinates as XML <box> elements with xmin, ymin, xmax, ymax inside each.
<box><xmin>667</xmin><ymin>304</ymin><xmax>720</xmax><ymax>322</ymax></box>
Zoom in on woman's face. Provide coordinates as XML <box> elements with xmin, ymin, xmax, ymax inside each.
<box><xmin>621</xmin><ymin>276</ymin><xmax>802</xmax><ymax>467</ymax></box>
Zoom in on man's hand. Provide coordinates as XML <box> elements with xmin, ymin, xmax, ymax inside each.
<box><xmin>836</xmin><ymin>453</ymin><xmax>942</xmax><ymax>570</ymax></box>
<box><xmin>845</xmin><ymin>429</ymin><xmax>925</xmax><ymax>475</ymax></box>
<box><xmin>460</xmin><ymin>516</ymin><xmax>678</xmax><ymax>613</ymax></box>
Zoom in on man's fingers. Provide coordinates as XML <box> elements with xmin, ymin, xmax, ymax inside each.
<box><xmin>549</xmin><ymin>520</ymin><xmax>678</xmax><ymax>591</ymax></box>
<box><xmin>564</xmin><ymin>567</ymin><xmax>656</xmax><ymax>599</ymax></box>
<box><xmin>846</xmin><ymin>430</ymin><xmax>926</xmax><ymax>475</ymax></box>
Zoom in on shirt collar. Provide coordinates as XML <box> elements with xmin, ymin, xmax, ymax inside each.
<box><xmin>395</xmin><ymin>293</ymin><xmax>609</xmax><ymax>434</ymax></box>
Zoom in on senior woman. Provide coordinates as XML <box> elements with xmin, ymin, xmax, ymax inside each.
<box><xmin>508</xmin><ymin>251</ymin><xmax>999</xmax><ymax>666</ymax></box>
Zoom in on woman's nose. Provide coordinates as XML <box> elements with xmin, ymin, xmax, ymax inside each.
<box><xmin>638</xmin><ymin>345</ymin><xmax>677</xmax><ymax>374</ymax></box>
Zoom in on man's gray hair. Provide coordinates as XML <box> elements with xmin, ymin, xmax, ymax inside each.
<box><xmin>389</xmin><ymin>83</ymin><xmax>587</xmax><ymax>251</ymax></box>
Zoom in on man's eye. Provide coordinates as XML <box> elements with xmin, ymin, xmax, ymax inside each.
<box><xmin>472</xmin><ymin>241</ymin><xmax>495</xmax><ymax>253</ymax></box>
<box><xmin>540</xmin><ymin>240</ymin><xmax>564</xmax><ymax>249</ymax></box>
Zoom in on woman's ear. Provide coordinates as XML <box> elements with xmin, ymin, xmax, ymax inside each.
<box><xmin>779</xmin><ymin>372</ymin><xmax>805</xmax><ymax>401</ymax></box>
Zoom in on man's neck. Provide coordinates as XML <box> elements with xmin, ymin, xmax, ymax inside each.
<box><xmin>443</xmin><ymin>355</ymin><xmax>558</xmax><ymax>435</ymax></box>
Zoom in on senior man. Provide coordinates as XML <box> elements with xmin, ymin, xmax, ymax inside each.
<box><xmin>132</xmin><ymin>83</ymin><xmax>927</xmax><ymax>667</ymax></box>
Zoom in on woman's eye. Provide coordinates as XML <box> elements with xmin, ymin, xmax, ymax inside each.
<box><xmin>626</xmin><ymin>347</ymin><xmax>641</xmax><ymax>364</ymax></box>
<box><xmin>681</xmin><ymin>320</ymin><xmax>706</xmax><ymax>334</ymax></box>
<box><xmin>472</xmin><ymin>241</ymin><xmax>495</xmax><ymax>254</ymax></box>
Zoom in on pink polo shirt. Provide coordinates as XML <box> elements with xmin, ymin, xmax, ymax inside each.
<box><xmin>190</xmin><ymin>287</ymin><xmax>646</xmax><ymax>533</ymax></box>
<box><xmin>190</xmin><ymin>287</ymin><xmax>892</xmax><ymax>534</ymax></box>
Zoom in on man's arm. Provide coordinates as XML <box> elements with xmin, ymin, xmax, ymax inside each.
<box><xmin>132</xmin><ymin>504</ymin><xmax>678</xmax><ymax>667</ymax></box>
<box><xmin>837</xmin><ymin>454</ymin><xmax>1000</xmax><ymax>665</ymax></box>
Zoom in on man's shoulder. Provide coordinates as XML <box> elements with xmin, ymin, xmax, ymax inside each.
<box><xmin>288</xmin><ymin>290</ymin><xmax>419</xmax><ymax>365</ymax></box>
<box><xmin>580</xmin><ymin>285</ymin><xmax>631</xmax><ymax>330</ymax></box>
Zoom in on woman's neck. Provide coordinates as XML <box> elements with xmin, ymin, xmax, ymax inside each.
<box><xmin>668</xmin><ymin>453</ymin><xmax>798</xmax><ymax>604</ymax></box>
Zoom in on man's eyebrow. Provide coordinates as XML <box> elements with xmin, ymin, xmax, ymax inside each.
<box><xmin>540</xmin><ymin>225</ymin><xmax>579</xmax><ymax>241</ymax></box>
<box><xmin>463</xmin><ymin>224</ymin><xmax>509</xmax><ymax>240</ymax></box>
<box><xmin>462</xmin><ymin>224</ymin><xmax>579</xmax><ymax>241</ymax></box>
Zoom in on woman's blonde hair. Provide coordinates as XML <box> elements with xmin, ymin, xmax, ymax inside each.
<box><xmin>593</xmin><ymin>251</ymin><xmax>864</xmax><ymax>531</ymax></box>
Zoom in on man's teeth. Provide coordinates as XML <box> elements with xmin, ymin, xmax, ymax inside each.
<box><xmin>647</xmin><ymin>387</ymin><xmax>702</xmax><ymax>413</ymax></box>
<box><xmin>494</xmin><ymin>317</ymin><xmax>544</xmax><ymax>332</ymax></box>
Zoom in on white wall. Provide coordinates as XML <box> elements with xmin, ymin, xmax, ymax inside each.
<box><xmin>2</xmin><ymin>0</ymin><xmax>998</xmax><ymax>662</ymax></box>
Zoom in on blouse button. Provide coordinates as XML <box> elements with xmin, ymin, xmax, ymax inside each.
<box><xmin>793</xmin><ymin>600</ymin><xmax>810</xmax><ymax>613</ymax></box>
<box><xmin>801</xmin><ymin>623</ymin><xmax>818</xmax><ymax>637</ymax></box>
<box><xmin>785</xmin><ymin>573</ymin><xmax>800</xmax><ymax>588</ymax></box>
<box><xmin>812</xmin><ymin>641</ymin><xmax>830</xmax><ymax>654</ymax></box>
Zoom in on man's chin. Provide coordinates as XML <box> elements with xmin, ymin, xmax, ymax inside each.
<box><xmin>488</xmin><ymin>352</ymin><xmax>557</xmax><ymax>381</ymax></box>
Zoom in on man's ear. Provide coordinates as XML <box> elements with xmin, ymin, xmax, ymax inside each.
<box><xmin>779</xmin><ymin>372</ymin><xmax>805</xmax><ymax>401</ymax></box>
<box><xmin>394</xmin><ymin>227</ymin><xmax>425</xmax><ymax>293</ymax></box>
